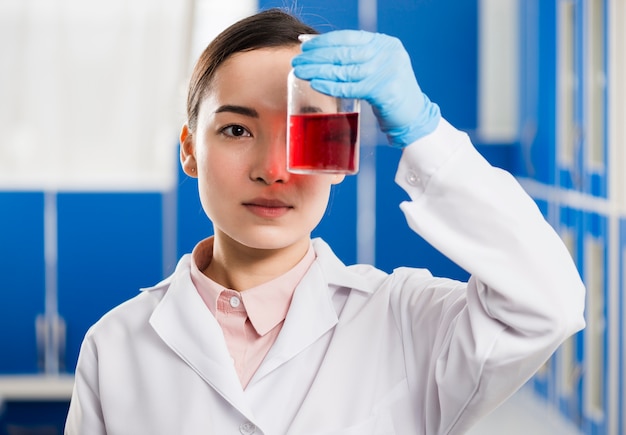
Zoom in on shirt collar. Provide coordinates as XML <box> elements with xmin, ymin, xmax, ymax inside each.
<box><xmin>190</xmin><ymin>236</ymin><xmax>316</xmax><ymax>336</ymax></box>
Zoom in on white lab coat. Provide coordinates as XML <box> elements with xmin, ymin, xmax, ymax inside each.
<box><xmin>65</xmin><ymin>119</ymin><xmax>585</xmax><ymax>435</ymax></box>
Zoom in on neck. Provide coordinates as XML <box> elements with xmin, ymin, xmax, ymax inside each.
<box><xmin>203</xmin><ymin>233</ymin><xmax>311</xmax><ymax>291</ymax></box>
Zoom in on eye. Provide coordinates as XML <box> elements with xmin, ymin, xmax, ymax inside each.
<box><xmin>221</xmin><ymin>124</ymin><xmax>252</xmax><ymax>138</ymax></box>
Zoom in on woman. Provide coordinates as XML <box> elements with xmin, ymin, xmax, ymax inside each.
<box><xmin>65</xmin><ymin>8</ymin><xmax>585</xmax><ymax>435</ymax></box>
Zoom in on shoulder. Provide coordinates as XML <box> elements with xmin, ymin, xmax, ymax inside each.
<box><xmin>84</xmin><ymin>255</ymin><xmax>191</xmax><ymax>342</ymax></box>
<box><xmin>312</xmin><ymin>237</ymin><xmax>463</xmax><ymax>298</ymax></box>
<box><xmin>82</xmin><ymin>286</ymin><xmax>166</xmax><ymax>347</ymax></box>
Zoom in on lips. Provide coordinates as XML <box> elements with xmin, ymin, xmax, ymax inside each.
<box><xmin>243</xmin><ymin>197</ymin><xmax>293</xmax><ymax>218</ymax></box>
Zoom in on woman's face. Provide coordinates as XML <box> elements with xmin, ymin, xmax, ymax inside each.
<box><xmin>181</xmin><ymin>46</ymin><xmax>344</xmax><ymax>252</ymax></box>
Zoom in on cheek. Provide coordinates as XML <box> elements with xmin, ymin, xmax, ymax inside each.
<box><xmin>300</xmin><ymin>178</ymin><xmax>334</xmax><ymax>215</ymax></box>
<box><xmin>199</xmin><ymin>147</ymin><xmax>244</xmax><ymax>181</ymax></box>
<box><xmin>196</xmin><ymin>149</ymin><xmax>246</xmax><ymax>209</ymax></box>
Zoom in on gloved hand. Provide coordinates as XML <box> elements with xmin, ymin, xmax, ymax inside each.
<box><xmin>292</xmin><ymin>30</ymin><xmax>441</xmax><ymax>148</ymax></box>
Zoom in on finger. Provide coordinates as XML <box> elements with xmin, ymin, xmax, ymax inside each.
<box><xmin>292</xmin><ymin>44</ymin><xmax>376</xmax><ymax>68</ymax></box>
<box><xmin>309</xmin><ymin>79</ymin><xmax>373</xmax><ymax>101</ymax></box>
<box><xmin>300</xmin><ymin>29</ymin><xmax>375</xmax><ymax>49</ymax></box>
<box><xmin>293</xmin><ymin>62</ymin><xmax>372</xmax><ymax>83</ymax></box>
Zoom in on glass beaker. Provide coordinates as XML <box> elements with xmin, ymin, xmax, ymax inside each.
<box><xmin>287</xmin><ymin>36</ymin><xmax>360</xmax><ymax>175</ymax></box>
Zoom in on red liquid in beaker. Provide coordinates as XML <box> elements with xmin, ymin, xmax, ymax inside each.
<box><xmin>288</xmin><ymin>112</ymin><xmax>359</xmax><ymax>174</ymax></box>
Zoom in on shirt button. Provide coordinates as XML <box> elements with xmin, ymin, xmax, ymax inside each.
<box><xmin>406</xmin><ymin>170</ymin><xmax>421</xmax><ymax>186</ymax></box>
<box><xmin>239</xmin><ymin>422</ymin><xmax>256</xmax><ymax>435</ymax></box>
<box><xmin>229</xmin><ymin>295</ymin><xmax>241</xmax><ymax>308</ymax></box>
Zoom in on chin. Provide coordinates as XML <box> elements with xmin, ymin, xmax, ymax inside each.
<box><xmin>243</xmin><ymin>239</ymin><xmax>296</xmax><ymax>252</ymax></box>
<box><xmin>235</xmin><ymin>231</ymin><xmax>309</xmax><ymax>252</ymax></box>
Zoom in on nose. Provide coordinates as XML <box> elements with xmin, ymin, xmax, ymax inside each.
<box><xmin>250</xmin><ymin>129</ymin><xmax>291</xmax><ymax>185</ymax></box>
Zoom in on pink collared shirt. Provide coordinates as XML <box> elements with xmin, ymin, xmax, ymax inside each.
<box><xmin>190</xmin><ymin>237</ymin><xmax>315</xmax><ymax>388</ymax></box>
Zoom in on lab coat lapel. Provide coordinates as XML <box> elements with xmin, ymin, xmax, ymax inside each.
<box><xmin>147</xmin><ymin>255</ymin><xmax>254</xmax><ymax>419</ymax></box>
<box><xmin>252</xmin><ymin>238</ymin><xmax>373</xmax><ymax>381</ymax></box>
<box><xmin>285</xmin><ymin>241</ymin><xmax>389</xmax><ymax>434</ymax></box>
<box><xmin>253</xmin><ymin>259</ymin><xmax>337</xmax><ymax>380</ymax></box>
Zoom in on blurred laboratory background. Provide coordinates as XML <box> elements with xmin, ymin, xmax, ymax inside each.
<box><xmin>0</xmin><ymin>0</ymin><xmax>624</xmax><ymax>434</ymax></box>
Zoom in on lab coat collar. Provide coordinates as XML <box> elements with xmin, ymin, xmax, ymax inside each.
<box><xmin>310</xmin><ymin>237</ymin><xmax>376</xmax><ymax>293</ymax></box>
<box><xmin>251</xmin><ymin>252</ymin><xmax>336</xmax><ymax>381</ymax></box>
<box><xmin>146</xmin><ymin>255</ymin><xmax>256</xmax><ymax>422</ymax></box>
<box><xmin>142</xmin><ymin>238</ymin><xmax>373</xmax><ymax>418</ymax></box>
<box><xmin>250</xmin><ymin>238</ymin><xmax>375</xmax><ymax>382</ymax></box>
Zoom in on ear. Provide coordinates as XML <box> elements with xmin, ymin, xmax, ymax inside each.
<box><xmin>180</xmin><ymin>123</ymin><xmax>197</xmax><ymax>178</ymax></box>
<box><xmin>331</xmin><ymin>174</ymin><xmax>345</xmax><ymax>185</ymax></box>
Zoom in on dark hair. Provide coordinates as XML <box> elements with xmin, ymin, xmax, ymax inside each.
<box><xmin>186</xmin><ymin>8</ymin><xmax>319</xmax><ymax>132</ymax></box>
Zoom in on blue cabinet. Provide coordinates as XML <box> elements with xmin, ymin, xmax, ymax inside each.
<box><xmin>519</xmin><ymin>1</ymin><xmax>624</xmax><ymax>433</ymax></box>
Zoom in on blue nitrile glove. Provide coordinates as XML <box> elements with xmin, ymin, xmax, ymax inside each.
<box><xmin>292</xmin><ymin>30</ymin><xmax>441</xmax><ymax>148</ymax></box>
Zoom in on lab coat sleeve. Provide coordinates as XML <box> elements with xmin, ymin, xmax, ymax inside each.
<box><xmin>392</xmin><ymin>118</ymin><xmax>586</xmax><ymax>434</ymax></box>
<box><xmin>65</xmin><ymin>330</ymin><xmax>107</xmax><ymax>435</ymax></box>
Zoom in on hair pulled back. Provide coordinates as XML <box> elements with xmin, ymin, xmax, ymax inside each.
<box><xmin>186</xmin><ymin>8</ymin><xmax>318</xmax><ymax>132</ymax></box>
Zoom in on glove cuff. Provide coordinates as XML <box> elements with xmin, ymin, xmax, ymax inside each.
<box><xmin>387</xmin><ymin>98</ymin><xmax>441</xmax><ymax>149</ymax></box>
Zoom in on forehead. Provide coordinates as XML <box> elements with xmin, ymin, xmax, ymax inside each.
<box><xmin>205</xmin><ymin>46</ymin><xmax>300</xmax><ymax>109</ymax></box>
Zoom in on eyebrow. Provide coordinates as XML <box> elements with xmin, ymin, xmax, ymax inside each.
<box><xmin>300</xmin><ymin>105</ymin><xmax>323</xmax><ymax>114</ymax></box>
<box><xmin>215</xmin><ymin>104</ymin><xmax>259</xmax><ymax>118</ymax></box>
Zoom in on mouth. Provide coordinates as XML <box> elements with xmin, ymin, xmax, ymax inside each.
<box><xmin>242</xmin><ymin>198</ymin><xmax>293</xmax><ymax>218</ymax></box>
